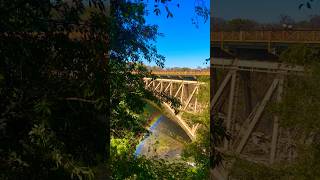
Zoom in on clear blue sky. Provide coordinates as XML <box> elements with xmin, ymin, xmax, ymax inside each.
<box><xmin>143</xmin><ymin>0</ymin><xmax>210</xmax><ymax>69</ymax></box>
<box><xmin>212</xmin><ymin>0</ymin><xmax>320</xmax><ymax>23</ymax></box>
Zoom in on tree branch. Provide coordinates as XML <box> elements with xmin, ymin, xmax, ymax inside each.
<box><xmin>65</xmin><ymin>97</ymin><xmax>97</xmax><ymax>103</ymax></box>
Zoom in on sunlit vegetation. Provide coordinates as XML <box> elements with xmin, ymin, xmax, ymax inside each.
<box><xmin>180</xmin><ymin>76</ymin><xmax>210</xmax><ymax>178</ymax></box>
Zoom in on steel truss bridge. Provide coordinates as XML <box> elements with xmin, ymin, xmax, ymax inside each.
<box><xmin>211</xmin><ymin>58</ymin><xmax>305</xmax><ymax>179</ymax></box>
<box><xmin>143</xmin><ymin>77</ymin><xmax>206</xmax><ymax>140</ymax></box>
<box><xmin>210</xmin><ymin>30</ymin><xmax>315</xmax><ymax>179</ymax></box>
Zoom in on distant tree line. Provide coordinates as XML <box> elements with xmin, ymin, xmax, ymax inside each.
<box><xmin>211</xmin><ymin>15</ymin><xmax>320</xmax><ymax>31</ymax></box>
<box><xmin>147</xmin><ymin>65</ymin><xmax>209</xmax><ymax>71</ymax></box>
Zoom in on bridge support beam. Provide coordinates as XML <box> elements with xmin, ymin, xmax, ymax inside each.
<box><xmin>270</xmin><ymin>76</ymin><xmax>284</xmax><ymax>164</ymax></box>
<box><xmin>241</xmin><ymin>71</ymin><xmax>253</xmax><ymax>116</ymax></box>
<box><xmin>224</xmin><ymin>70</ymin><xmax>237</xmax><ymax>150</ymax></box>
<box><xmin>235</xmin><ymin>78</ymin><xmax>279</xmax><ymax>154</ymax></box>
<box><xmin>194</xmin><ymin>87</ymin><xmax>198</xmax><ymax>112</ymax></box>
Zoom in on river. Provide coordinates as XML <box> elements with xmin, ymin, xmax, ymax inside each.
<box><xmin>134</xmin><ymin>103</ymin><xmax>191</xmax><ymax>160</ymax></box>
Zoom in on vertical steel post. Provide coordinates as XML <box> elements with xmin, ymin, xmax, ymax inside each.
<box><xmin>170</xmin><ymin>81</ymin><xmax>173</xmax><ymax>96</ymax></box>
<box><xmin>224</xmin><ymin>70</ymin><xmax>237</xmax><ymax>150</ymax></box>
<box><xmin>270</xmin><ymin>76</ymin><xmax>284</xmax><ymax>164</ymax></box>
<box><xmin>194</xmin><ymin>85</ymin><xmax>199</xmax><ymax>112</ymax></box>
<box><xmin>181</xmin><ymin>82</ymin><xmax>184</xmax><ymax>104</ymax></box>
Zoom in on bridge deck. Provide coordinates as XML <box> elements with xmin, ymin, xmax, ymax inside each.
<box><xmin>151</xmin><ymin>70</ymin><xmax>210</xmax><ymax>76</ymax></box>
<box><xmin>143</xmin><ymin>77</ymin><xmax>206</xmax><ymax>84</ymax></box>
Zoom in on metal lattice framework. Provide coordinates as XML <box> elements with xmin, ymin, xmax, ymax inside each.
<box><xmin>211</xmin><ymin>58</ymin><xmax>304</xmax><ymax>179</ymax></box>
<box><xmin>143</xmin><ymin>77</ymin><xmax>205</xmax><ymax>140</ymax></box>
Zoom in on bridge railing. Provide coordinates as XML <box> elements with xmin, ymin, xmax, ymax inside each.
<box><xmin>211</xmin><ymin>30</ymin><xmax>320</xmax><ymax>43</ymax></box>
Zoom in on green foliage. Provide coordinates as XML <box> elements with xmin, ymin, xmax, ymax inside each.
<box><xmin>212</xmin><ymin>12</ymin><xmax>320</xmax><ymax>31</ymax></box>
<box><xmin>136</xmin><ymin>0</ymin><xmax>209</xmax><ymax>27</ymax></box>
<box><xmin>110</xmin><ymin>133</ymin><xmax>197</xmax><ymax>179</ymax></box>
<box><xmin>181</xmin><ymin>76</ymin><xmax>228</xmax><ymax>171</ymax></box>
<box><xmin>230</xmin><ymin>159</ymin><xmax>285</xmax><ymax>180</ymax></box>
<box><xmin>1</xmin><ymin>1</ymin><xmax>111</xmax><ymax>178</ymax></box>
<box><xmin>226</xmin><ymin>18</ymin><xmax>258</xmax><ymax>31</ymax></box>
<box><xmin>288</xmin><ymin>143</ymin><xmax>320</xmax><ymax>179</ymax></box>
<box><xmin>182</xmin><ymin>126</ymin><xmax>210</xmax><ymax>179</ymax></box>
<box><xmin>280</xmin><ymin>45</ymin><xmax>320</xmax><ymax>66</ymax></box>
<box><xmin>276</xmin><ymin>45</ymin><xmax>320</xmax><ymax>132</ymax></box>
<box><xmin>212</xmin><ymin>18</ymin><xmax>259</xmax><ymax>31</ymax></box>
<box><xmin>180</xmin><ymin>77</ymin><xmax>210</xmax><ymax>178</ymax></box>
<box><xmin>230</xmin><ymin>143</ymin><xmax>320</xmax><ymax>179</ymax></box>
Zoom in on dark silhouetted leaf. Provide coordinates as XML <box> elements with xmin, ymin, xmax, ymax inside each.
<box><xmin>307</xmin><ymin>2</ymin><xmax>312</xmax><ymax>8</ymax></box>
<box><xmin>299</xmin><ymin>3</ymin><xmax>304</xmax><ymax>9</ymax></box>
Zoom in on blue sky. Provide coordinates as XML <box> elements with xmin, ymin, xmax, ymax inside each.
<box><xmin>212</xmin><ymin>0</ymin><xmax>320</xmax><ymax>22</ymax></box>
<box><xmin>143</xmin><ymin>1</ymin><xmax>210</xmax><ymax>69</ymax></box>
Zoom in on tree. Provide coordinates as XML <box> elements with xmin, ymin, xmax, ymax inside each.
<box><xmin>309</xmin><ymin>15</ymin><xmax>320</xmax><ymax>28</ymax></box>
<box><xmin>1</xmin><ymin>0</ymin><xmax>112</xmax><ymax>179</ymax></box>
<box><xmin>279</xmin><ymin>14</ymin><xmax>295</xmax><ymax>26</ymax></box>
<box><xmin>276</xmin><ymin>45</ymin><xmax>320</xmax><ymax>137</ymax></box>
<box><xmin>211</xmin><ymin>17</ymin><xmax>227</xmax><ymax>31</ymax></box>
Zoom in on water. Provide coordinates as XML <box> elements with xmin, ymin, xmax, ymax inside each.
<box><xmin>134</xmin><ymin>103</ymin><xmax>191</xmax><ymax>160</ymax></box>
